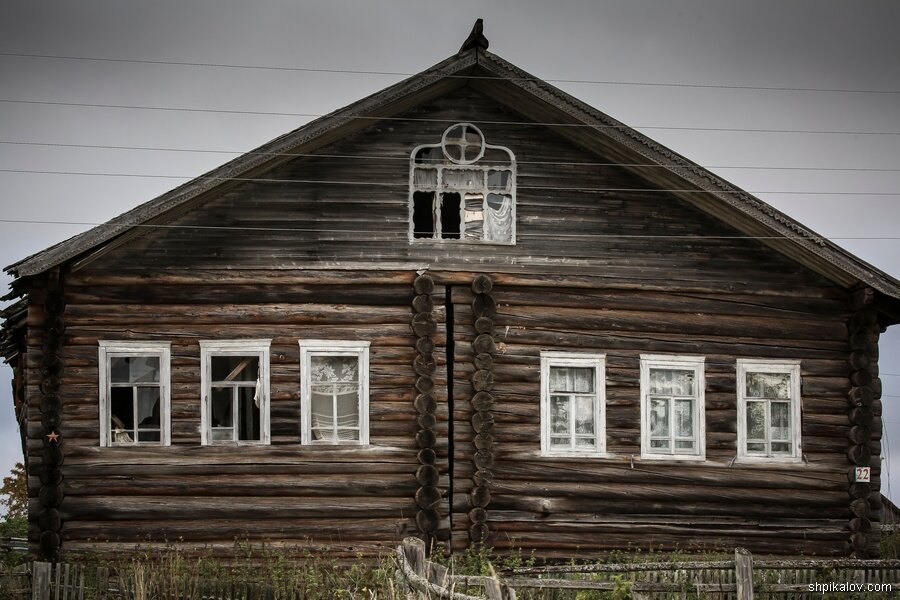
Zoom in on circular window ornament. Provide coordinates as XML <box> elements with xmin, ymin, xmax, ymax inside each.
<box><xmin>441</xmin><ymin>123</ymin><xmax>485</xmax><ymax>165</ymax></box>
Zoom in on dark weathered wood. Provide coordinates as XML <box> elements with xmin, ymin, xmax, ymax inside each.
<box><xmin>6</xmin><ymin>84</ymin><xmax>891</xmax><ymax>561</ymax></box>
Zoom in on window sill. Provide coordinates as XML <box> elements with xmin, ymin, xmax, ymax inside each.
<box><xmin>639</xmin><ymin>454</ymin><xmax>706</xmax><ymax>462</ymax></box>
<box><xmin>409</xmin><ymin>238</ymin><xmax>516</xmax><ymax>246</ymax></box>
<box><xmin>540</xmin><ymin>450</ymin><xmax>615</xmax><ymax>459</ymax></box>
<box><xmin>205</xmin><ymin>440</ymin><xmax>270</xmax><ymax>446</ymax></box>
<box><xmin>734</xmin><ymin>455</ymin><xmax>803</xmax><ymax>465</ymax></box>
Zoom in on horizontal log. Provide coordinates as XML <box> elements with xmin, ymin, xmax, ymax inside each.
<box><xmin>66</xmin><ymin>270</ymin><xmax>417</xmax><ymax>287</ymax></box>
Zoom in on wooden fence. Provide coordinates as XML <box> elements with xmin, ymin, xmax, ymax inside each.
<box><xmin>9</xmin><ymin>540</ymin><xmax>900</xmax><ymax>599</ymax></box>
<box><xmin>16</xmin><ymin>562</ymin><xmax>289</xmax><ymax>600</ymax></box>
<box><xmin>1</xmin><ymin>537</ymin><xmax>28</xmax><ymax>553</ymax></box>
<box><xmin>395</xmin><ymin>537</ymin><xmax>900</xmax><ymax>599</ymax></box>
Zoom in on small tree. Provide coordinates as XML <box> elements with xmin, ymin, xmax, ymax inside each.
<box><xmin>1</xmin><ymin>462</ymin><xmax>27</xmax><ymax>521</ymax></box>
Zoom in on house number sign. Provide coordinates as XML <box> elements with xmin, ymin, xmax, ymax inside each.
<box><xmin>854</xmin><ymin>466</ymin><xmax>871</xmax><ymax>483</ymax></box>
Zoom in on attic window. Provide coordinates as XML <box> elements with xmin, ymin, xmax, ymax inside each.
<box><xmin>409</xmin><ymin>123</ymin><xmax>516</xmax><ymax>244</ymax></box>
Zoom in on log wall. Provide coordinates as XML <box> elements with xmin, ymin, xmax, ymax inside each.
<box><xmin>455</xmin><ymin>277</ymin><xmax>855</xmax><ymax>558</ymax></box>
<box><xmin>15</xmin><ymin>84</ymin><xmax>871</xmax><ymax>558</ymax></box>
<box><xmin>24</xmin><ymin>270</ymin><xmax>437</xmax><ymax>558</ymax></box>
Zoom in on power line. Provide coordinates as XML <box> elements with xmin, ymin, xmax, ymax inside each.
<box><xmin>2</xmin><ymin>98</ymin><xmax>899</xmax><ymax>136</ymax></box>
<box><xmin>1</xmin><ymin>168</ymin><xmax>898</xmax><ymax>197</ymax></box>
<box><xmin>1</xmin><ymin>218</ymin><xmax>899</xmax><ymax>241</ymax></box>
<box><xmin>2</xmin><ymin>51</ymin><xmax>899</xmax><ymax>95</ymax></box>
<box><xmin>2</xmin><ymin>140</ymin><xmax>899</xmax><ymax>174</ymax></box>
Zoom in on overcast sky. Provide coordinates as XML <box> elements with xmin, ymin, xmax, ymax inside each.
<box><xmin>1</xmin><ymin>0</ymin><xmax>899</xmax><ymax>513</ymax></box>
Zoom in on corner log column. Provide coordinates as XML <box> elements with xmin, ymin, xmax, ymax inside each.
<box><xmin>412</xmin><ymin>273</ymin><xmax>441</xmax><ymax>549</ymax></box>
<box><xmin>37</xmin><ymin>271</ymin><xmax>66</xmax><ymax>561</ymax></box>
<box><xmin>468</xmin><ymin>274</ymin><xmax>496</xmax><ymax>544</ymax></box>
<box><xmin>846</xmin><ymin>287</ymin><xmax>883</xmax><ymax>558</ymax></box>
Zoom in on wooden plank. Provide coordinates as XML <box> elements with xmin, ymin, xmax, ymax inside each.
<box><xmin>734</xmin><ymin>548</ymin><xmax>753</xmax><ymax>600</ymax></box>
<box><xmin>32</xmin><ymin>562</ymin><xmax>51</xmax><ymax>600</ymax></box>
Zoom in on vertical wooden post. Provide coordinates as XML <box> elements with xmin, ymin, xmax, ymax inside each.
<box><xmin>734</xmin><ymin>548</ymin><xmax>753</xmax><ymax>600</ymax></box>
<box><xmin>403</xmin><ymin>537</ymin><xmax>427</xmax><ymax>578</ymax></box>
<box><xmin>32</xmin><ymin>562</ymin><xmax>52</xmax><ymax>600</ymax></box>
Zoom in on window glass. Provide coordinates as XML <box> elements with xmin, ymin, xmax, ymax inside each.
<box><xmin>541</xmin><ymin>354</ymin><xmax>605</xmax><ymax>455</ymax></box>
<box><xmin>746</xmin><ymin>372</ymin><xmax>790</xmax><ymax>399</ymax></box>
<box><xmin>738</xmin><ymin>361</ymin><xmax>800</xmax><ymax>460</ymax></box>
<box><xmin>99</xmin><ymin>343</ymin><xmax>170</xmax><ymax>447</ymax></box>
<box><xmin>649</xmin><ymin>368</ymin><xmax>693</xmax><ymax>396</ymax></box>
<box><xmin>300</xmin><ymin>342</ymin><xmax>370</xmax><ymax>445</ymax></box>
<box><xmin>410</xmin><ymin>123</ymin><xmax>516</xmax><ymax>243</ymax></box>
<box><xmin>310</xmin><ymin>355</ymin><xmax>361</xmax><ymax>442</ymax></box>
<box><xmin>200</xmin><ymin>341</ymin><xmax>270</xmax><ymax>446</ymax></box>
<box><xmin>641</xmin><ymin>357</ymin><xmax>704</xmax><ymax>459</ymax></box>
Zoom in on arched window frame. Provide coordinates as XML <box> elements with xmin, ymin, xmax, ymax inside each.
<box><xmin>409</xmin><ymin>123</ymin><xmax>516</xmax><ymax>244</ymax></box>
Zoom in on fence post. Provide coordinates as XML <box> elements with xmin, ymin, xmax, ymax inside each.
<box><xmin>734</xmin><ymin>548</ymin><xmax>753</xmax><ymax>600</ymax></box>
<box><xmin>32</xmin><ymin>562</ymin><xmax>52</xmax><ymax>600</ymax></box>
<box><xmin>402</xmin><ymin>537</ymin><xmax>427</xmax><ymax>578</ymax></box>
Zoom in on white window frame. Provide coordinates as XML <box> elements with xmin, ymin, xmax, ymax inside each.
<box><xmin>640</xmin><ymin>354</ymin><xmax>706</xmax><ymax>461</ymax></box>
<box><xmin>98</xmin><ymin>341</ymin><xmax>171</xmax><ymax>447</ymax></box>
<box><xmin>200</xmin><ymin>339</ymin><xmax>271</xmax><ymax>445</ymax></box>
<box><xmin>299</xmin><ymin>340</ymin><xmax>371</xmax><ymax>445</ymax></box>
<box><xmin>736</xmin><ymin>359</ymin><xmax>802</xmax><ymax>463</ymax></box>
<box><xmin>540</xmin><ymin>351</ymin><xmax>607</xmax><ymax>457</ymax></box>
<box><xmin>409</xmin><ymin>122</ymin><xmax>516</xmax><ymax>245</ymax></box>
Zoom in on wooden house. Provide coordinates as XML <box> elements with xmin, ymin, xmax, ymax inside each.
<box><xmin>3</xmin><ymin>22</ymin><xmax>900</xmax><ymax>561</ymax></box>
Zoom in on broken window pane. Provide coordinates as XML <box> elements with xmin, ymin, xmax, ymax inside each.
<box><xmin>487</xmin><ymin>170</ymin><xmax>511</xmax><ymax>192</ymax></box>
<box><xmin>415</xmin><ymin>146</ymin><xmax>443</xmax><ymax>165</ymax></box>
<box><xmin>111</xmin><ymin>356</ymin><xmax>160</xmax><ymax>384</ymax></box>
<box><xmin>464</xmin><ymin>193</ymin><xmax>485</xmax><ymax>241</ymax></box>
<box><xmin>238</xmin><ymin>387</ymin><xmax>261</xmax><ymax>441</ymax></box>
<box><xmin>410</xmin><ymin>123</ymin><xmax>515</xmax><ymax>243</ymax></box>
<box><xmin>108</xmin><ymin>355</ymin><xmax>164</xmax><ymax>445</ymax></box>
<box><xmin>110</xmin><ymin>387</ymin><xmax>135</xmax><ymax>442</ymax></box>
<box><xmin>135</xmin><ymin>388</ymin><xmax>161</xmax><ymax>442</ymax></box>
<box><xmin>210</xmin><ymin>386</ymin><xmax>234</xmax><ymax>441</ymax></box>
<box><xmin>440</xmin><ymin>193</ymin><xmax>461</xmax><ymax>239</ymax></box>
<box><xmin>212</xmin><ymin>355</ymin><xmax>258</xmax><ymax>383</ymax></box>
<box><xmin>208</xmin><ymin>355</ymin><xmax>261</xmax><ymax>443</ymax></box>
<box><xmin>412</xmin><ymin>191</ymin><xmax>436</xmax><ymax>238</ymax></box>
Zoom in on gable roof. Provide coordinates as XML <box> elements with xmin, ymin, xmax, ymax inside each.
<box><xmin>7</xmin><ymin>23</ymin><xmax>900</xmax><ymax>316</ymax></box>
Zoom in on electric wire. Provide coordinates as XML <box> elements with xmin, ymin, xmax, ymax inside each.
<box><xmin>0</xmin><ymin>169</ymin><xmax>897</xmax><ymax>198</ymax></box>
<box><xmin>3</xmin><ymin>51</ymin><xmax>900</xmax><ymax>95</ymax></box>
<box><xmin>2</xmin><ymin>140</ymin><xmax>899</xmax><ymax>174</ymax></box>
<box><xmin>1</xmin><ymin>217</ymin><xmax>900</xmax><ymax>242</ymax></box>
<box><xmin>3</xmin><ymin>98</ymin><xmax>899</xmax><ymax>136</ymax></box>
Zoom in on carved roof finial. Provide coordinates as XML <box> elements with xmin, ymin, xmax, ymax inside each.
<box><xmin>460</xmin><ymin>18</ymin><xmax>489</xmax><ymax>53</ymax></box>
